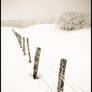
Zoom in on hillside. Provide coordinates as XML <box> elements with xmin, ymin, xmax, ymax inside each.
<box><xmin>1</xmin><ymin>24</ymin><xmax>91</xmax><ymax>92</ymax></box>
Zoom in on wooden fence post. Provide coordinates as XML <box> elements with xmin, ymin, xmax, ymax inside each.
<box><xmin>33</xmin><ymin>47</ymin><xmax>41</xmax><ymax>79</ymax></box>
<box><xmin>27</xmin><ymin>38</ymin><xmax>31</xmax><ymax>63</ymax></box>
<box><xmin>17</xmin><ymin>34</ymin><xmax>20</xmax><ymax>45</ymax></box>
<box><xmin>12</xmin><ymin>29</ymin><xmax>16</xmax><ymax>36</ymax></box>
<box><xmin>12</xmin><ymin>29</ymin><xmax>18</xmax><ymax>38</ymax></box>
<box><xmin>22</xmin><ymin>37</ymin><xmax>26</xmax><ymax>55</ymax></box>
<box><xmin>18</xmin><ymin>35</ymin><xmax>22</xmax><ymax>48</ymax></box>
<box><xmin>57</xmin><ymin>59</ymin><xmax>67</xmax><ymax>92</ymax></box>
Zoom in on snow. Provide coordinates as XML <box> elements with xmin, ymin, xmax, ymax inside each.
<box><xmin>1</xmin><ymin>24</ymin><xmax>91</xmax><ymax>92</ymax></box>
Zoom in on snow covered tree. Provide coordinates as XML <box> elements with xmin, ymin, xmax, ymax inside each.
<box><xmin>57</xmin><ymin>11</ymin><xmax>91</xmax><ymax>31</ymax></box>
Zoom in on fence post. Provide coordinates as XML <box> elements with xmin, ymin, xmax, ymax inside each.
<box><xmin>33</xmin><ymin>47</ymin><xmax>41</xmax><ymax>79</ymax></box>
<box><xmin>57</xmin><ymin>59</ymin><xmax>67</xmax><ymax>92</ymax></box>
<box><xmin>22</xmin><ymin>37</ymin><xmax>26</xmax><ymax>55</ymax></box>
<box><xmin>15</xmin><ymin>33</ymin><xmax>20</xmax><ymax>45</ymax></box>
<box><xmin>19</xmin><ymin>35</ymin><xmax>22</xmax><ymax>48</ymax></box>
<box><xmin>12</xmin><ymin>29</ymin><xmax>16</xmax><ymax>36</ymax></box>
<box><xmin>27</xmin><ymin>38</ymin><xmax>31</xmax><ymax>63</ymax></box>
<box><xmin>12</xmin><ymin>29</ymin><xmax>19</xmax><ymax>39</ymax></box>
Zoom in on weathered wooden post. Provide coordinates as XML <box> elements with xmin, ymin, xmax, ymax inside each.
<box><xmin>18</xmin><ymin>35</ymin><xmax>22</xmax><ymax>48</ymax></box>
<box><xmin>13</xmin><ymin>30</ymin><xmax>20</xmax><ymax>44</ymax></box>
<box><xmin>17</xmin><ymin>34</ymin><xmax>20</xmax><ymax>46</ymax></box>
<box><xmin>12</xmin><ymin>29</ymin><xmax>22</xmax><ymax>48</ymax></box>
<box><xmin>27</xmin><ymin>38</ymin><xmax>31</xmax><ymax>63</ymax></box>
<box><xmin>12</xmin><ymin>29</ymin><xmax>18</xmax><ymax>38</ymax></box>
<box><xmin>16</xmin><ymin>33</ymin><xmax>19</xmax><ymax>38</ymax></box>
<box><xmin>22</xmin><ymin>37</ymin><xmax>26</xmax><ymax>55</ymax></box>
<box><xmin>33</xmin><ymin>47</ymin><xmax>41</xmax><ymax>79</ymax></box>
<box><xmin>57</xmin><ymin>59</ymin><xmax>67</xmax><ymax>92</ymax></box>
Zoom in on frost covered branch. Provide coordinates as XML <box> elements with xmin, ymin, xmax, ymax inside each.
<box><xmin>57</xmin><ymin>11</ymin><xmax>91</xmax><ymax>31</ymax></box>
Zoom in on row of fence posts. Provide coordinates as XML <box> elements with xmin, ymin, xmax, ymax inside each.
<box><xmin>12</xmin><ymin>29</ymin><xmax>67</xmax><ymax>92</ymax></box>
<box><xmin>12</xmin><ymin>29</ymin><xmax>31</xmax><ymax>63</ymax></box>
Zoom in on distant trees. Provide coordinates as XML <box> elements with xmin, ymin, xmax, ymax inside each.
<box><xmin>57</xmin><ymin>11</ymin><xmax>91</xmax><ymax>31</ymax></box>
<box><xmin>1</xmin><ymin>16</ymin><xmax>56</xmax><ymax>28</ymax></box>
<box><xmin>2</xmin><ymin>11</ymin><xmax>90</xmax><ymax>30</ymax></box>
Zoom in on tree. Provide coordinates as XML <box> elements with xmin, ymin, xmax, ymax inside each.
<box><xmin>57</xmin><ymin>11</ymin><xmax>91</xmax><ymax>31</ymax></box>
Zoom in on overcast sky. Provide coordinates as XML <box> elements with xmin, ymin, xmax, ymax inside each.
<box><xmin>1</xmin><ymin>0</ymin><xmax>91</xmax><ymax>20</ymax></box>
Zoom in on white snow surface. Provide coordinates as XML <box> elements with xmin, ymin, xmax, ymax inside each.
<box><xmin>1</xmin><ymin>24</ymin><xmax>91</xmax><ymax>92</ymax></box>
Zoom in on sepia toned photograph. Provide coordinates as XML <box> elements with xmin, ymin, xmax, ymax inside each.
<box><xmin>1</xmin><ymin>0</ymin><xmax>91</xmax><ymax>92</ymax></box>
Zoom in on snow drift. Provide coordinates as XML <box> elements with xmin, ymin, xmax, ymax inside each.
<box><xmin>1</xmin><ymin>24</ymin><xmax>91</xmax><ymax>92</ymax></box>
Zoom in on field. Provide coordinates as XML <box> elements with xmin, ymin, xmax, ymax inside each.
<box><xmin>1</xmin><ymin>24</ymin><xmax>91</xmax><ymax>92</ymax></box>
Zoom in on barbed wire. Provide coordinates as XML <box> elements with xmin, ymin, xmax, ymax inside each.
<box><xmin>41</xmin><ymin>77</ymin><xmax>55</xmax><ymax>92</ymax></box>
<box><xmin>11</xmin><ymin>28</ymin><xmax>88</xmax><ymax>92</ymax></box>
<box><xmin>42</xmin><ymin>60</ymin><xmax>87</xmax><ymax>92</ymax></box>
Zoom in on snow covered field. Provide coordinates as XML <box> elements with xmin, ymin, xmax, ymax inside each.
<box><xmin>1</xmin><ymin>24</ymin><xmax>91</xmax><ymax>92</ymax></box>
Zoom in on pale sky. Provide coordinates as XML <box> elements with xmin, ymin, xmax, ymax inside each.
<box><xmin>1</xmin><ymin>0</ymin><xmax>91</xmax><ymax>20</ymax></box>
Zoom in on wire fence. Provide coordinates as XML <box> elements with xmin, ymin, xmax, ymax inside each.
<box><xmin>12</xmin><ymin>28</ymin><xmax>88</xmax><ymax>92</ymax></box>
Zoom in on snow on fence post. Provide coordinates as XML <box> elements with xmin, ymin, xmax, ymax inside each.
<box><xmin>57</xmin><ymin>59</ymin><xmax>67</xmax><ymax>92</ymax></box>
<box><xmin>27</xmin><ymin>38</ymin><xmax>31</xmax><ymax>63</ymax></box>
<box><xmin>33</xmin><ymin>47</ymin><xmax>41</xmax><ymax>79</ymax></box>
<box><xmin>22</xmin><ymin>37</ymin><xmax>26</xmax><ymax>55</ymax></box>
